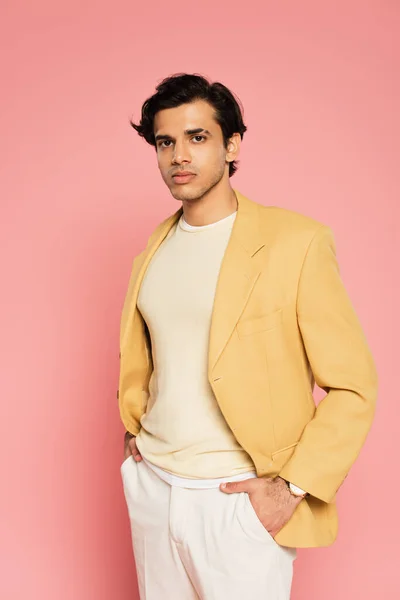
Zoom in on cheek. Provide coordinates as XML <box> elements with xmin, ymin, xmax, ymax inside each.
<box><xmin>157</xmin><ymin>154</ymin><xmax>168</xmax><ymax>173</ymax></box>
<box><xmin>196</xmin><ymin>146</ymin><xmax>224</xmax><ymax>169</ymax></box>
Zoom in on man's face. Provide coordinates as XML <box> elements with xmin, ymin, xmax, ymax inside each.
<box><xmin>153</xmin><ymin>100</ymin><xmax>235</xmax><ymax>202</ymax></box>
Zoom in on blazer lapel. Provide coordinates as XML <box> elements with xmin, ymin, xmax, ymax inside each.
<box><xmin>207</xmin><ymin>190</ymin><xmax>266</xmax><ymax>374</ymax></box>
<box><xmin>120</xmin><ymin>189</ymin><xmax>267</xmax><ymax>376</ymax></box>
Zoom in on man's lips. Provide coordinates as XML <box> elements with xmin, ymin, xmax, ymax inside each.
<box><xmin>172</xmin><ymin>172</ymin><xmax>197</xmax><ymax>184</ymax></box>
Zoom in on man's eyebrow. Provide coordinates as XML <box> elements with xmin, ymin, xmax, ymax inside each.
<box><xmin>154</xmin><ymin>128</ymin><xmax>212</xmax><ymax>142</ymax></box>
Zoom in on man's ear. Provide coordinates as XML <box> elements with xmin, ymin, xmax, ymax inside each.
<box><xmin>226</xmin><ymin>132</ymin><xmax>241</xmax><ymax>163</ymax></box>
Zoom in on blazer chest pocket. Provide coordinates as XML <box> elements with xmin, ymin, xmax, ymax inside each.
<box><xmin>236</xmin><ymin>307</ymin><xmax>283</xmax><ymax>338</ymax></box>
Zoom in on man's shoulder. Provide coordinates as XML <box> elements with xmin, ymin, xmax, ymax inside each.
<box><xmin>134</xmin><ymin>210</ymin><xmax>179</xmax><ymax>256</ymax></box>
<box><xmin>147</xmin><ymin>208</ymin><xmax>181</xmax><ymax>241</ymax></box>
<box><xmin>251</xmin><ymin>200</ymin><xmax>333</xmax><ymax>252</ymax></box>
<box><xmin>257</xmin><ymin>202</ymin><xmax>327</xmax><ymax>235</ymax></box>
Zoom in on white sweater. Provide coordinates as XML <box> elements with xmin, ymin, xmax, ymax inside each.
<box><xmin>135</xmin><ymin>209</ymin><xmax>256</xmax><ymax>479</ymax></box>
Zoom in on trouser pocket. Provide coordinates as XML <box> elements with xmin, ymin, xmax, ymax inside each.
<box><xmin>241</xmin><ymin>492</ymin><xmax>282</xmax><ymax>547</ymax></box>
<box><xmin>236</xmin><ymin>491</ymin><xmax>296</xmax><ymax>559</ymax></box>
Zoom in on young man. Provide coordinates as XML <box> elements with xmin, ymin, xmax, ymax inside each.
<box><xmin>118</xmin><ymin>73</ymin><xmax>378</xmax><ymax>600</ymax></box>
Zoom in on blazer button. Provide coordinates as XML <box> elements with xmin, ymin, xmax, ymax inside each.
<box><xmin>117</xmin><ymin>390</ymin><xmax>119</xmax><ymax>399</ymax></box>
<box><xmin>118</xmin><ymin>351</ymin><xmax>121</xmax><ymax>359</ymax></box>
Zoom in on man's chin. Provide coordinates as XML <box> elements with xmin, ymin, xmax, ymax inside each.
<box><xmin>169</xmin><ymin>185</ymin><xmax>200</xmax><ymax>202</ymax></box>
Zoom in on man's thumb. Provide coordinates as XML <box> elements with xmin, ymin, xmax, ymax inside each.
<box><xmin>219</xmin><ymin>478</ymin><xmax>255</xmax><ymax>494</ymax></box>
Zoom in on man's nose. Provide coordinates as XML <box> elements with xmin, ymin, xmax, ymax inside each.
<box><xmin>172</xmin><ymin>141</ymin><xmax>191</xmax><ymax>164</ymax></box>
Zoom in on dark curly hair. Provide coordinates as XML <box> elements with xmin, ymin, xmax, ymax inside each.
<box><xmin>130</xmin><ymin>73</ymin><xmax>247</xmax><ymax>177</ymax></box>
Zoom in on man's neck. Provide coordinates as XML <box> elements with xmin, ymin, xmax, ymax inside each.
<box><xmin>181</xmin><ymin>186</ymin><xmax>238</xmax><ymax>227</ymax></box>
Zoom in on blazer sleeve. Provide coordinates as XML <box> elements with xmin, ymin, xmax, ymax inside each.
<box><xmin>279</xmin><ymin>225</ymin><xmax>378</xmax><ymax>503</ymax></box>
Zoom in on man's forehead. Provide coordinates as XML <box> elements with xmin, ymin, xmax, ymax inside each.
<box><xmin>154</xmin><ymin>101</ymin><xmax>217</xmax><ymax>134</ymax></box>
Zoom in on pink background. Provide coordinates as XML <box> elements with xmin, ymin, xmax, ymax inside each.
<box><xmin>1</xmin><ymin>1</ymin><xmax>398</xmax><ymax>598</ymax></box>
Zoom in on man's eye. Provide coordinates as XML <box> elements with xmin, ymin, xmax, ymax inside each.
<box><xmin>159</xmin><ymin>136</ymin><xmax>204</xmax><ymax>148</ymax></box>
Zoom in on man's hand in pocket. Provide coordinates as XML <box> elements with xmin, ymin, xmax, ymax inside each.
<box><xmin>124</xmin><ymin>432</ymin><xmax>143</xmax><ymax>462</ymax></box>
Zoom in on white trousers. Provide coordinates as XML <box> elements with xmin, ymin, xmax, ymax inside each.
<box><xmin>121</xmin><ymin>455</ymin><xmax>297</xmax><ymax>600</ymax></box>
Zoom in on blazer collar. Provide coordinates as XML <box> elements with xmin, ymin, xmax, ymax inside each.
<box><xmin>151</xmin><ymin>188</ymin><xmax>264</xmax><ymax>257</ymax></box>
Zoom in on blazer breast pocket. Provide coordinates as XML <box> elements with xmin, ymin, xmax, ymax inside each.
<box><xmin>236</xmin><ymin>307</ymin><xmax>283</xmax><ymax>338</ymax></box>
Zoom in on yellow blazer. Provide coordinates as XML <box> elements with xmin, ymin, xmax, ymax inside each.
<box><xmin>117</xmin><ymin>189</ymin><xmax>378</xmax><ymax>548</ymax></box>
